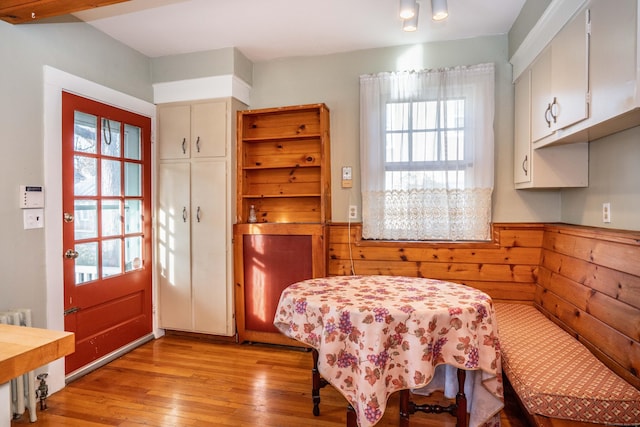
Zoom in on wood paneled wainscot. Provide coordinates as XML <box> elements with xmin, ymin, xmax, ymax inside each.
<box><xmin>327</xmin><ymin>222</ymin><xmax>543</xmax><ymax>303</ymax></box>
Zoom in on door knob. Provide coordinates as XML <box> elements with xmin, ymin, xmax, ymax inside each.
<box><xmin>64</xmin><ymin>249</ymin><xmax>79</xmax><ymax>259</ymax></box>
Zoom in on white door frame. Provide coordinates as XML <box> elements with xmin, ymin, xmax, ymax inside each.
<box><xmin>43</xmin><ymin>66</ymin><xmax>157</xmax><ymax>393</ymax></box>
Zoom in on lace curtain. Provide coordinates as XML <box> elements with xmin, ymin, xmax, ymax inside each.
<box><xmin>360</xmin><ymin>63</ymin><xmax>495</xmax><ymax>241</ymax></box>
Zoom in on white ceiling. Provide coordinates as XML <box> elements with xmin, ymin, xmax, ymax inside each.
<box><xmin>74</xmin><ymin>0</ymin><xmax>526</xmax><ymax>62</ymax></box>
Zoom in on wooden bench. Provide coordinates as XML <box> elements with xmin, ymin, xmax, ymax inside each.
<box><xmin>495</xmin><ymin>224</ymin><xmax>640</xmax><ymax>426</ymax></box>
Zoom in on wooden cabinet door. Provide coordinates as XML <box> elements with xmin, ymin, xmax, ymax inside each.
<box><xmin>514</xmin><ymin>72</ymin><xmax>531</xmax><ymax>184</ymax></box>
<box><xmin>191</xmin><ymin>160</ymin><xmax>230</xmax><ymax>334</ymax></box>
<box><xmin>158</xmin><ymin>105</ymin><xmax>191</xmax><ymax>160</ymax></box>
<box><xmin>191</xmin><ymin>101</ymin><xmax>227</xmax><ymax>158</ymax></box>
<box><xmin>157</xmin><ymin>162</ymin><xmax>192</xmax><ymax>330</ymax></box>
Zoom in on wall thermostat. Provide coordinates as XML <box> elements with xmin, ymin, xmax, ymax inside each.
<box><xmin>20</xmin><ymin>185</ymin><xmax>45</xmax><ymax>209</ymax></box>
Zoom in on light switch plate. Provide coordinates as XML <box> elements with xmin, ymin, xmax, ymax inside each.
<box><xmin>23</xmin><ymin>209</ymin><xmax>44</xmax><ymax>229</ymax></box>
<box><xmin>342</xmin><ymin>166</ymin><xmax>353</xmax><ymax>188</ymax></box>
<box><xmin>342</xmin><ymin>166</ymin><xmax>352</xmax><ymax>180</ymax></box>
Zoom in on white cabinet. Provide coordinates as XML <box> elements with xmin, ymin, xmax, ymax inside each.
<box><xmin>156</xmin><ymin>97</ymin><xmax>245</xmax><ymax>336</ymax></box>
<box><xmin>514</xmin><ymin>73</ymin><xmax>532</xmax><ymax>185</ymax></box>
<box><xmin>584</xmin><ymin>0</ymin><xmax>640</xmax><ymax>138</ymax></box>
<box><xmin>158</xmin><ymin>100</ymin><xmax>227</xmax><ymax>159</ymax></box>
<box><xmin>513</xmin><ymin>0</ymin><xmax>640</xmax><ymax>147</ymax></box>
<box><xmin>530</xmin><ymin>8</ymin><xmax>589</xmax><ymax>145</ymax></box>
<box><xmin>157</xmin><ymin>161</ymin><xmax>230</xmax><ymax>334</ymax></box>
<box><xmin>514</xmin><ymin>70</ymin><xmax>589</xmax><ymax>189</ymax></box>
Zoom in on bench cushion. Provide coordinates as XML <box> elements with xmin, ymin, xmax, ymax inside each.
<box><xmin>495</xmin><ymin>303</ymin><xmax>640</xmax><ymax>425</ymax></box>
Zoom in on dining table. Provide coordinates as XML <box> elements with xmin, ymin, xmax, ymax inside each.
<box><xmin>273</xmin><ymin>275</ymin><xmax>503</xmax><ymax>427</ymax></box>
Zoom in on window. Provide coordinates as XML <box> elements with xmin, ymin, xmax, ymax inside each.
<box><xmin>360</xmin><ymin>63</ymin><xmax>495</xmax><ymax>241</ymax></box>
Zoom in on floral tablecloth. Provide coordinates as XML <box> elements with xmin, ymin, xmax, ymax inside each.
<box><xmin>273</xmin><ymin>275</ymin><xmax>503</xmax><ymax>427</ymax></box>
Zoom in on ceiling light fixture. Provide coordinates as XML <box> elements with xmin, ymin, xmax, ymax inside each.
<box><xmin>431</xmin><ymin>0</ymin><xmax>448</xmax><ymax>21</ymax></box>
<box><xmin>402</xmin><ymin>2</ymin><xmax>420</xmax><ymax>32</ymax></box>
<box><xmin>399</xmin><ymin>0</ymin><xmax>417</xmax><ymax>19</ymax></box>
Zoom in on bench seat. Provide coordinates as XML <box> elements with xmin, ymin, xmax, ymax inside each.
<box><xmin>495</xmin><ymin>302</ymin><xmax>640</xmax><ymax>425</ymax></box>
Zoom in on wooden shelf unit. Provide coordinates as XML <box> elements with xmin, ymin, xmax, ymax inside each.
<box><xmin>234</xmin><ymin>103</ymin><xmax>331</xmax><ymax>345</ymax></box>
<box><xmin>236</xmin><ymin>104</ymin><xmax>331</xmax><ymax>224</ymax></box>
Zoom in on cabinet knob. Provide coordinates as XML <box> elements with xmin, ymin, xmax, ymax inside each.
<box><xmin>181</xmin><ymin>138</ymin><xmax>187</xmax><ymax>154</ymax></box>
<box><xmin>522</xmin><ymin>155</ymin><xmax>528</xmax><ymax>176</ymax></box>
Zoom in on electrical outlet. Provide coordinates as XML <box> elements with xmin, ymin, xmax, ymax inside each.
<box><xmin>348</xmin><ymin>205</ymin><xmax>357</xmax><ymax>219</ymax></box>
<box><xmin>602</xmin><ymin>202</ymin><xmax>611</xmax><ymax>223</ymax></box>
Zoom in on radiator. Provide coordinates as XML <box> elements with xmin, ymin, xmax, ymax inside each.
<box><xmin>0</xmin><ymin>309</ymin><xmax>38</xmax><ymax>422</ymax></box>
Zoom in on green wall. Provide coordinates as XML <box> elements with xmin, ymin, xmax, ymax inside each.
<box><xmin>249</xmin><ymin>36</ymin><xmax>563</xmax><ymax>224</ymax></box>
<box><xmin>0</xmin><ymin>19</ymin><xmax>152</xmax><ymax>326</ymax></box>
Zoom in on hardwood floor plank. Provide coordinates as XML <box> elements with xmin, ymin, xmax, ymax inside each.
<box><xmin>12</xmin><ymin>335</ymin><xmax>528</xmax><ymax>426</ymax></box>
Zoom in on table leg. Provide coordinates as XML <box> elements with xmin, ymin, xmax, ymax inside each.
<box><xmin>399</xmin><ymin>369</ymin><xmax>467</xmax><ymax>426</ymax></box>
<box><xmin>455</xmin><ymin>368</ymin><xmax>467</xmax><ymax>427</ymax></box>
<box><xmin>311</xmin><ymin>348</ymin><xmax>328</xmax><ymax>416</ymax></box>
<box><xmin>346</xmin><ymin>403</ymin><xmax>357</xmax><ymax>427</ymax></box>
<box><xmin>399</xmin><ymin>389</ymin><xmax>410</xmax><ymax>427</ymax></box>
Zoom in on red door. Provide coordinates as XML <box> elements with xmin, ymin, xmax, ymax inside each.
<box><xmin>61</xmin><ymin>92</ymin><xmax>152</xmax><ymax>374</ymax></box>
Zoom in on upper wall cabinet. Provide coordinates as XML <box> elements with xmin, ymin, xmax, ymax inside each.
<box><xmin>514</xmin><ymin>0</ymin><xmax>640</xmax><ymax>148</ymax></box>
<box><xmin>530</xmin><ymin>8</ymin><xmax>589</xmax><ymax>145</ymax></box>
<box><xmin>584</xmin><ymin>0</ymin><xmax>640</xmax><ymax>137</ymax></box>
<box><xmin>514</xmin><ymin>69</ymin><xmax>589</xmax><ymax>189</ymax></box>
<box><xmin>158</xmin><ymin>100</ymin><xmax>227</xmax><ymax>159</ymax></box>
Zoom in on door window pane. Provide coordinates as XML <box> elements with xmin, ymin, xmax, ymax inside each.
<box><xmin>74</xmin><ymin>155</ymin><xmax>97</xmax><ymax>196</ymax></box>
<box><xmin>74</xmin><ymin>200</ymin><xmax>97</xmax><ymax>240</ymax></box>
<box><xmin>102</xmin><ymin>238</ymin><xmax>122</xmax><ymax>278</ymax></box>
<box><xmin>101</xmin><ymin>159</ymin><xmax>121</xmax><ymax>196</ymax></box>
<box><xmin>75</xmin><ymin>242</ymin><xmax>98</xmax><ymax>285</ymax></box>
<box><xmin>124</xmin><ymin>199</ymin><xmax>142</xmax><ymax>234</ymax></box>
<box><xmin>124</xmin><ymin>124</ymin><xmax>141</xmax><ymax>160</ymax></box>
<box><xmin>124</xmin><ymin>162</ymin><xmax>141</xmax><ymax>196</ymax></box>
<box><xmin>74</xmin><ymin>111</ymin><xmax>97</xmax><ymax>154</ymax></box>
<box><xmin>125</xmin><ymin>236</ymin><xmax>142</xmax><ymax>272</ymax></box>
<box><xmin>101</xmin><ymin>119</ymin><xmax>121</xmax><ymax>157</ymax></box>
<box><xmin>102</xmin><ymin>200</ymin><xmax>122</xmax><ymax>237</ymax></box>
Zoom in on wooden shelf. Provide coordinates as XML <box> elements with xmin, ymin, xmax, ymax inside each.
<box><xmin>241</xmin><ymin>134</ymin><xmax>322</xmax><ymax>143</ymax></box>
<box><xmin>236</xmin><ymin>104</ymin><xmax>330</xmax><ymax>225</ymax></box>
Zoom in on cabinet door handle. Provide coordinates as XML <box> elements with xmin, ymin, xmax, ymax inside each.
<box><xmin>182</xmin><ymin>207</ymin><xmax>188</xmax><ymax>222</ymax></box>
<box><xmin>196</xmin><ymin>136</ymin><xmax>201</xmax><ymax>153</ymax></box>
<box><xmin>181</xmin><ymin>138</ymin><xmax>187</xmax><ymax>154</ymax></box>
<box><xmin>522</xmin><ymin>155</ymin><xmax>528</xmax><ymax>176</ymax></box>
<box><xmin>196</xmin><ymin>206</ymin><xmax>201</xmax><ymax>222</ymax></box>
<box><xmin>545</xmin><ymin>104</ymin><xmax>552</xmax><ymax>128</ymax></box>
<box><xmin>550</xmin><ymin>97</ymin><xmax>558</xmax><ymax>123</ymax></box>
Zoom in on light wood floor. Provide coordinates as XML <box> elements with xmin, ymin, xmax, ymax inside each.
<box><xmin>12</xmin><ymin>334</ymin><xmax>529</xmax><ymax>426</ymax></box>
